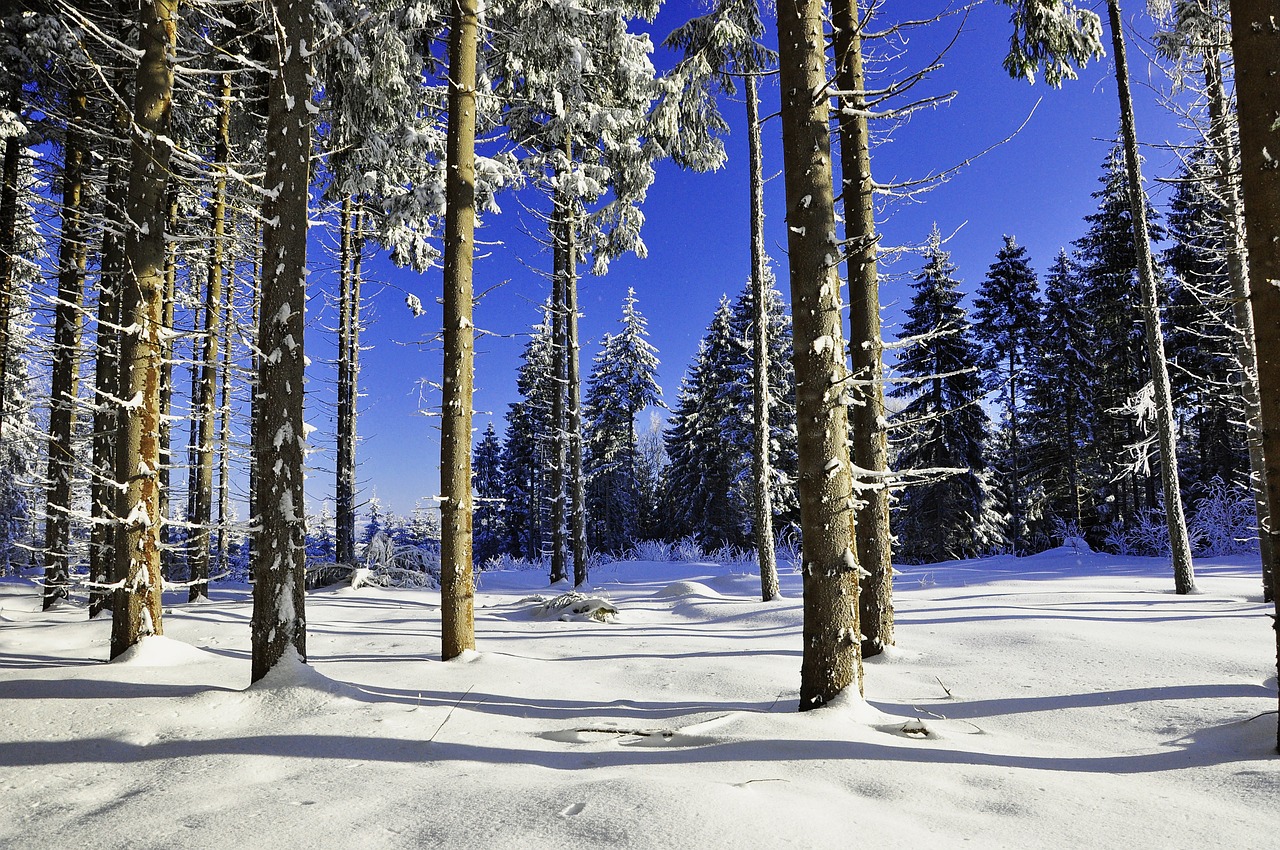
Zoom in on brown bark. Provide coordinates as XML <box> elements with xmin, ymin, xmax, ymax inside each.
<box><xmin>251</xmin><ymin>0</ymin><xmax>315</xmax><ymax>682</ymax></box>
<box><xmin>440</xmin><ymin>0</ymin><xmax>479</xmax><ymax>660</ymax></box>
<box><xmin>834</xmin><ymin>0</ymin><xmax>893</xmax><ymax>654</ymax></box>
<box><xmin>565</xmin><ymin>197</ymin><xmax>588</xmax><ymax>587</ymax></box>
<box><xmin>1107</xmin><ymin>0</ymin><xmax>1196</xmax><ymax>594</ymax></box>
<box><xmin>1227</xmin><ymin>0</ymin><xmax>1280</xmax><ymax>754</ymax></box>
<box><xmin>775</xmin><ymin>0</ymin><xmax>862</xmax><ymax>708</ymax></box>
<box><xmin>110</xmin><ymin>0</ymin><xmax>177</xmax><ymax>658</ymax></box>
<box><xmin>336</xmin><ymin>195</ymin><xmax>357</xmax><ymax>565</ymax></box>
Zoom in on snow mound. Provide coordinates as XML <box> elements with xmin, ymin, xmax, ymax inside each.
<box><xmin>110</xmin><ymin>636</ymin><xmax>216</xmax><ymax>667</ymax></box>
<box><xmin>531</xmin><ymin>592</ymin><xmax>619</xmax><ymax>623</ymax></box>
<box><xmin>653</xmin><ymin>580</ymin><xmax>721</xmax><ymax>599</ymax></box>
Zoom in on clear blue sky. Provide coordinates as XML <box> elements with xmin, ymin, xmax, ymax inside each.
<box><xmin>304</xmin><ymin>1</ymin><xmax>1191</xmax><ymax>517</ymax></box>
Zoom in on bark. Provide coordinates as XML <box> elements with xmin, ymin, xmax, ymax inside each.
<box><xmin>0</xmin><ymin>83</ymin><xmax>21</xmax><ymax>447</ymax></box>
<box><xmin>158</xmin><ymin>187</ymin><xmax>178</xmax><ymax>580</ymax></box>
<box><xmin>834</xmin><ymin>0</ymin><xmax>893</xmax><ymax>653</ymax></box>
<box><xmin>1107</xmin><ymin>0</ymin><xmax>1195</xmax><ymax>594</ymax></box>
<box><xmin>216</xmin><ymin>252</ymin><xmax>233</xmax><ymax>579</ymax></box>
<box><xmin>250</xmin><ymin>0</ymin><xmax>314</xmax><ymax>682</ymax></box>
<box><xmin>439</xmin><ymin>0</ymin><xmax>479</xmax><ymax>660</ymax></box>
<box><xmin>1203</xmin><ymin>52</ymin><xmax>1273</xmax><ymax>601</ymax></box>
<box><xmin>565</xmin><ymin>198</ymin><xmax>588</xmax><ymax>587</ymax></box>
<box><xmin>746</xmin><ymin>74</ymin><xmax>779</xmax><ymax>603</ymax></box>
<box><xmin>775</xmin><ymin>0</ymin><xmax>862</xmax><ymax>708</ymax></box>
<box><xmin>336</xmin><ymin>195</ymin><xmax>358</xmax><ymax>565</ymax></box>
<box><xmin>110</xmin><ymin>0</ymin><xmax>177</xmax><ymax>658</ymax></box>
<box><xmin>549</xmin><ymin>186</ymin><xmax>568</xmax><ymax>585</ymax></box>
<box><xmin>189</xmin><ymin>64</ymin><xmax>233</xmax><ymax>601</ymax></box>
<box><xmin>1226</xmin><ymin>0</ymin><xmax>1280</xmax><ymax>754</ymax></box>
<box><xmin>43</xmin><ymin>86</ymin><xmax>90</xmax><ymax>610</ymax></box>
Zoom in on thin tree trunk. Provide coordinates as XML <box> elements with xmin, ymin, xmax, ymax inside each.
<box><xmin>746</xmin><ymin>74</ymin><xmax>779</xmax><ymax>603</ymax></box>
<box><xmin>0</xmin><ymin>83</ymin><xmax>22</xmax><ymax>448</ymax></box>
<box><xmin>565</xmin><ymin>196</ymin><xmax>588</xmax><ymax>587</ymax></box>
<box><xmin>43</xmin><ymin>85</ymin><xmax>90</xmax><ymax>610</ymax></box>
<box><xmin>834</xmin><ymin>0</ymin><xmax>892</xmax><ymax>651</ymax></box>
<box><xmin>190</xmin><ymin>65</ymin><xmax>233</xmax><ymax>601</ymax></box>
<box><xmin>1226</xmin><ymin>0</ymin><xmax>1280</xmax><ymax>754</ymax></box>
<box><xmin>250</xmin><ymin>0</ymin><xmax>314</xmax><ymax>682</ymax></box>
<box><xmin>1107</xmin><ymin>0</ymin><xmax>1195</xmax><ymax>594</ymax></box>
<box><xmin>439</xmin><ymin>0</ymin><xmax>479</xmax><ymax>660</ymax></box>
<box><xmin>215</xmin><ymin>250</ymin><xmax>233</xmax><ymax>580</ymax></box>
<box><xmin>1203</xmin><ymin>51</ymin><xmax>1273</xmax><ymax>601</ymax></box>
<box><xmin>336</xmin><ymin>195</ymin><xmax>357</xmax><ymax>565</ymax></box>
<box><xmin>776</xmin><ymin>0</ymin><xmax>862</xmax><ymax>708</ymax></box>
<box><xmin>110</xmin><ymin>0</ymin><xmax>177</xmax><ymax>657</ymax></box>
<box><xmin>549</xmin><ymin>186</ymin><xmax>568</xmax><ymax>585</ymax></box>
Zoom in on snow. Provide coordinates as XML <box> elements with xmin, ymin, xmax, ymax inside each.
<box><xmin>1</xmin><ymin>550</ymin><xmax>1275</xmax><ymax>848</ymax></box>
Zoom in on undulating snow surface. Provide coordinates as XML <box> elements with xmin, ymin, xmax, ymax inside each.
<box><xmin>2</xmin><ymin>548</ymin><xmax>1276</xmax><ymax>849</ymax></box>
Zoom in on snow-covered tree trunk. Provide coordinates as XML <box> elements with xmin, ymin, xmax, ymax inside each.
<box><xmin>834</xmin><ymin>0</ymin><xmax>893</xmax><ymax>654</ymax></box>
<box><xmin>216</xmin><ymin>263</ymin><xmax>233</xmax><ymax>579</ymax></box>
<box><xmin>158</xmin><ymin>186</ymin><xmax>178</xmax><ymax>576</ymax></box>
<box><xmin>110</xmin><ymin>0</ymin><xmax>177</xmax><ymax>658</ymax></box>
<box><xmin>0</xmin><ymin>84</ymin><xmax>20</xmax><ymax>446</ymax></box>
<box><xmin>336</xmin><ymin>196</ymin><xmax>360</xmax><ymax>566</ymax></box>
<box><xmin>776</xmin><ymin>0</ymin><xmax>862</xmax><ymax>709</ymax></box>
<box><xmin>1106</xmin><ymin>0</ymin><xmax>1195</xmax><ymax>594</ymax></box>
<box><xmin>43</xmin><ymin>84</ymin><xmax>89</xmax><ymax>610</ymax></box>
<box><xmin>190</xmin><ymin>64</ymin><xmax>233</xmax><ymax>602</ymax></box>
<box><xmin>250</xmin><ymin>0</ymin><xmax>314</xmax><ymax>681</ymax></box>
<box><xmin>1201</xmin><ymin>52</ymin><xmax>1273</xmax><ymax>601</ymax></box>
<box><xmin>549</xmin><ymin>187</ymin><xmax>569</xmax><ymax>585</ymax></box>
<box><xmin>439</xmin><ymin>0</ymin><xmax>480</xmax><ymax>660</ymax></box>
<box><xmin>565</xmin><ymin>199</ymin><xmax>588</xmax><ymax>587</ymax></box>
<box><xmin>1227</xmin><ymin>0</ymin><xmax>1280</xmax><ymax>753</ymax></box>
<box><xmin>744</xmin><ymin>74</ymin><xmax>779</xmax><ymax>602</ymax></box>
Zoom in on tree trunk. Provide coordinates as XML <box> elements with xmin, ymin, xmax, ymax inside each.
<box><xmin>190</xmin><ymin>64</ymin><xmax>233</xmax><ymax>601</ymax></box>
<box><xmin>1227</xmin><ymin>0</ymin><xmax>1280</xmax><ymax>754</ymax></box>
<box><xmin>1107</xmin><ymin>0</ymin><xmax>1195</xmax><ymax>594</ymax></box>
<box><xmin>565</xmin><ymin>197</ymin><xmax>588</xmax><ymax>587</ymax></box>
<box><xmin>110</xmin><ymin>0</ymin><xmax>177</xmax><ymax>658</ymax></box>
<box><xmin>216</xmin><ymin>249</ymin><xmax>233</xmax><ymax>580</ymax></box>
<box><xmin>549</xmin><ymin>184</ymin><xmax>568</xmax><ymax>585</ymax></box>
<box><xmin>439</xmin><ymin>0</ymin><xmax>479</xmax><ymax>660</ymax></box>
<box><xmin>775</xmin><ymin>0</ymin><xmax>862</xmax><ymax>708</ymax></box>
<box><xmin>158</xmin><ymin>186</ymin><xmax>178</xmax><ymax>580</ymax></box>
<box><xmin>336</xmin><ymin>195</ymin><xmax>357</xmax><ymax>565</ymax></box>
<box><xmin>43</xmin><ymin>85</ymin><xmax>90</xmax><ymax>610</ymax></box>
<box><xmin>746</xmin><ymin>74</ymin><xmax>779</xmax><ymax>603</ymax></box>
<box><xmin>1203</xmin><ymin>51</ymin><xmax>1273</xmax><ymax>601</ymax></box>
<box><xmin>0</xmin><ymin>83</ymin><xmax>22</xmax><ymax>448</ymax></box>
<box><xmin>834</xmin><ymin>0</ymin><xmax>893</xmax><ymax>652</ymax></box>
<box><xmin>250</xmin><ymin>0</ymin><xmax>314</xmax><ymax>682</ymax></box>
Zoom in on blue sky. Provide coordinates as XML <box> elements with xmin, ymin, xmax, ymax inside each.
<box><xmin>304</xmin><ymin>1</ymin><xmax>1193</xmax><ymax>517</ymax></box>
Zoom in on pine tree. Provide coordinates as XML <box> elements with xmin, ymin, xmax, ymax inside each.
<box><xmin>500</xmin><ymin>309</ymin><xmax>556</xmax><ymax>561</ymax></box>
<box><xmin>584</xmin><ymin>288</ymin><xmax>661</xmax><ymax>553</ymax></box>
<box><xmin>891</xmin><ymin>228</ymin><xmax>1000</xmax><ymax>564</ymax></box>
<box><xmin>473</xmin><ymin>423</ymin><xmax>505</xmax><ymax>567</ymax></box>
<box><xmin>973</xmin><ymin>236</ymin><xmax>1041</xmax><ymax>554</ymax></box>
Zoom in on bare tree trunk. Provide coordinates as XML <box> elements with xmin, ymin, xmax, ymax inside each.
<box><xmin>110</xmin><ymin>0</ymin><xmax>177</xmax><ymax>657</ymax></box>
<box><xmin>0</xmin><ymin>84</ymin><xmax>21</xmax><ymax>448</ymax></box>
<box><xmin>834</xmin><ymin>0</ymin><xmax>893</xmax><ymax>653</ymax></box>
<box><xmin>746</xmin><ymin>74</ymin><xmax>779</xmax><ymax>603</ymax></box>
<box><xmin>250</xmin><ymin>0</ymin><xmax>314</xmax><ymax>682</ymax></box>
<box><xmin>43</xmin><ymin>85</ymin><xmax>90</xmax><ymax>610</ymax></box>
<box><xmin>1203</xmin><ymin>52</ymin><xmax>1273</xmax><ymax>601</ymax></box>
<box><xmin>565</xmin><ymin>198</ymin><xmax>588</xmax><ymax>587</ymax></box>
<box><xmin>549</xmin><ymin>185</ymin><xmax>568</xmax><ymax>585</ymax></box>
<box><xmin>1227</xmin><ymin>0</ymin><xmax>1280</xmax><ymax>754</ymax></box>
<box><xmin>439</xmin><ymin>0</ymin><xmax>479</xmax><ymax>660</ymax></box>
<box><xmin>216</xmin><ymin>250</ymin><xmax>233</xmax><ymax>579</ymax></box>
<box><xmin>158</xmin><ymin>186</ymin><xmax>178</xmax><ymax>579</ymax></box>
<box><xmin>189</xmin><ymin>64</ymin><xmax>233</xmax><ymax>601</ymax></box>
<box><xmin>776</xmin><ymin>0</ymin><xmax>862</xmax><ymax>708</ymax></box>
<box><xmin>336</xmin><ymin>195</ymin><xmax>358</xmax><ymax>565</ymax></box>
<box><xmin>1107</xmin><ymin>0</ymin><xmax>1195</xmax><ymax>594</ymax></box>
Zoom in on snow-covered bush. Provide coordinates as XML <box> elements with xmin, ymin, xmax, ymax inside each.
<box><xmin>1103</xmin><ymin>508</ymin><xmax>1204</xmax><ymax>558</ymax></box>
<box><xmin>1188</xmin><ymin>477</ymin><xmax>1257</xmax><ymax>556</ymax></box>
<box><xmin>628</xmin><ymin>539</ymin><xmax>672</xmax><ymax>562</ymax></box>
<box><xmin>530</xmin><ymin>591</ymin><xmax>619</xmax><ymax>623</ymax></box>
<box><xmin>777</xmin><ymin>527</ymin><xmax>803</xmax><ymax>572</ymax></box>
<box><xmin>355</xmin><ymin>531</ymin><xmax>439</xmax><ymax>588</ymax></box>
<box><xmin>672</xmin><ymin>536</ymin><xmax>706</xmax><ymax>563</ymax></box>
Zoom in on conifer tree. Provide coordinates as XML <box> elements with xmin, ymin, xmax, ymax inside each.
<box><xmin>891</xmin><ymin>228</ymin><xmax>1000</xmax><ymax>563</ymax></box>
<box><xmin>473</xmin><ymin>423</ymin><xmax>505</xmax><ymax>567</ymax></box>
<box><xmin>973</xmin><ymin>236</ymin><xmax>1041</xmax><ymax>554</ymax></box>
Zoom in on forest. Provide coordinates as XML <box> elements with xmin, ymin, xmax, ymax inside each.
<box><xmin>1</xmin><ymin>0</ymin><xmax>1279</xmax><ymax>790</ymax></box>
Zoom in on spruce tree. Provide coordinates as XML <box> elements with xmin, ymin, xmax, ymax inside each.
<box><xmin>891</xmin><ymin>228</ymin><xmax>1000</xmax><ymax>564</ymax></box>
<box><xmin>473</xmin><ymin>423</ymin><xmax>505</xmax><ymax>567</ymax></box>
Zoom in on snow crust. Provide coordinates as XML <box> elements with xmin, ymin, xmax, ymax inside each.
<box><xmin>1</xmin><ymin>551</ymin><xmax>1276</xmax><ymax>848</ymax></box>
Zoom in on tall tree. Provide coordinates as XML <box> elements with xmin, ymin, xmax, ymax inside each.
<box><xmin>775</xmin><ymin>0</ymin><xmax>861</xmax><ymax>707</ymax></box>
<box><xmin>251</xmin><ymin>0</ymin><xmax>315</xmax><ymax>681</ymax></box>
<box><xmin>473</xmin><ymin>423</ymin><xmax>505</xmax><ymax>566</ymax></box>
<box><xmin>439</xmin><ymin>0</ymin><xmax>480</xmax><ymax>659</ymax></box>
<box><xmin>973</xmin><ymin>236</ymin><xmax>1041</xmax><ymax>555</ymax></box>
<box><xmin>1227</xmin><ymin>0</ymin><xmax>1280</xmax><ymax>751</ymax></box>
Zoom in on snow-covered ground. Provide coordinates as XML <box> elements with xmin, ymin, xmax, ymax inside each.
<box><xmin>2</xmin><ymin>546</ymin><xmax>1276</xmax><ymax>849</ymax></box>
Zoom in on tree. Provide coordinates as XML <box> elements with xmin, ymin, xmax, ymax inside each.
<box><xmin>251</xmin><ymin>0</ymin><xmax>316</xmax><ymax>681</ymax></box>
<box><xmin>890</xmin><ymin>228</ymin><xmax>1000</xmax><ymax>564</ymax></box>
<box><xmin>439</xmin><ymin>0</ymin><xmax>480</xmax><ymax>660</ymax></box>
<box><xmin>973</xmin><ymin>236</ymin><xmax>1041</xmax><ymax>554</ymax></box>
<box><xmin>473</xmin><ymin>423</ymin><xmax>505</xmax><ymax>567</ymax></box>
<box><xmin>774</xmin><ymin>0</ymin><xmax>861</xmax><ymax>708</ymax></box>
<box><xmin>1226</xmin><ymin>0</ymin><xmax>1280</xmax><ymax>751</ymax></box>
<box><xmin>501</xmin><ymin>310</ymin><xmax>556</xmax><ymax>562</ymax></box>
